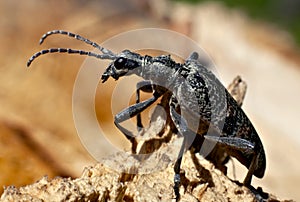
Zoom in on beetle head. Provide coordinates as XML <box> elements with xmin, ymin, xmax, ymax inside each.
<box><xmin>101</xmin><ymin>50</ymin><xmax>143</xmax><ymax>83</ymax></box>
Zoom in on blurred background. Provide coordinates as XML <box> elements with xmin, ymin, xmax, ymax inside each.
<box><xmin>0</xmin><ymin>0</ymin><xmax>300</xmax><ymax>200</ymax></box>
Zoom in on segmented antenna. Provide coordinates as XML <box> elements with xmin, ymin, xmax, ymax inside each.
<box><xmin>40</xmin><ymin>30</ymin><xmax>115</xmax><ymax>56</ymax></box>
<box><xmin>27</xmin><ymin>48</ymin><xmax>111</xmax><ymax>67</ymax></box>
<box><xmin>27</xmin><ymin>30</ymin><xmax>116</xmax><ymax>67</ymax></box>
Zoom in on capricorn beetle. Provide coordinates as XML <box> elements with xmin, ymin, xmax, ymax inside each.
<box><xmin>27</xmin><ymin>30</ymin><xmax>266</xmax><ymax>201</ymax></box>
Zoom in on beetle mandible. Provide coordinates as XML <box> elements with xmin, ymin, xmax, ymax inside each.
<box><xmin>27</xmin><ymin>30</ymin><xmax>266</xmax><ymax>201</ymax></box>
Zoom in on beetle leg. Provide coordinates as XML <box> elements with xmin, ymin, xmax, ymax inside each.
<box><xmin>169</xmin><ymin>95</ymin><xmax>193</xmax><ymax>201</ymax></box>
<box><xmin>136</xmin><ymin>80</ymin><xmax>154</xmax><ymax>131</ymax></box>
<box><xmin>173</xmin><ymin>135</ymin><xmax>186</xmax><ymax>202</ymax></box>
<box><xmin>203</xmin><ymin>136</ymin><xmax>255</xmax><ymax>152</ymax></box>
<box><xmin>114</xmin><ymin>90</ymin><xmax>162</xmax><ymax>153</ymax></box>
<box><xmin>186</xmin><ymin>52</ymin><xmax>199</xmax><ymax>62</ymax></box>
<box><xmin>243</xmin><ymin>153</ymin><xmax>257</xmax><ymax>185</ymax></box>
<box><xmin>204</xmin><ymin>135</ymin><xmax>257</xmax><ymax>185</ymax></box>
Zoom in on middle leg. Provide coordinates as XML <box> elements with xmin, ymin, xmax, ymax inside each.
<box><xmin>169</xmin><ymin>95</ymin><xmax>195</xmax><ymax>201</ymax></box>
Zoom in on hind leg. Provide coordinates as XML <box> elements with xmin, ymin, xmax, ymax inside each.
<box><xmin>204</xmin><ymin>135</ymin><xmax>257</xmax><ymax>185</ymax></box>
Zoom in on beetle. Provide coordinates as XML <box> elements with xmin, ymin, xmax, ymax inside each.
<box><xmin>27</xmin><ymin>30</ymin><xmax>266</xmax><ymax>201</ymax></box>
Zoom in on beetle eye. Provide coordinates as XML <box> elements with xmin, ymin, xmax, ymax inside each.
<box><xmin>114</xmin><ymin>57</ymin><xmax>127</xmax><ymax>70</ymax></box>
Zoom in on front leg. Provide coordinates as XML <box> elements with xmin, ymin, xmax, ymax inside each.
<box><xmin>136</xmin><ymin>80</ymin><xmax>154</xmax><ymax>131</ymax></box>
<box><xmin>114</xmin><ymin>90</ymin><xmax>162</xmax><ymax>153</ymax></box>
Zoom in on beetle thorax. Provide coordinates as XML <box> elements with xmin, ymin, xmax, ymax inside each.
<box><xmin>137</xmin><ymin>55</ymin><xmax>182</xmax><ymax>89</ymax></box>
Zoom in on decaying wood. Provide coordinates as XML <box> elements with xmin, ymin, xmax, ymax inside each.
<box><xmin>0</xmin><ymin>77</ymin><xmax>288</xmax><ymax>201</ymax></box>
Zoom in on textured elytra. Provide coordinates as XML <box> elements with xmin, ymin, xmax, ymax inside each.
<box><xmin>27</xmin><ymin>30</ymin><xmax>266</xmax><ymax>201</ymax></box>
